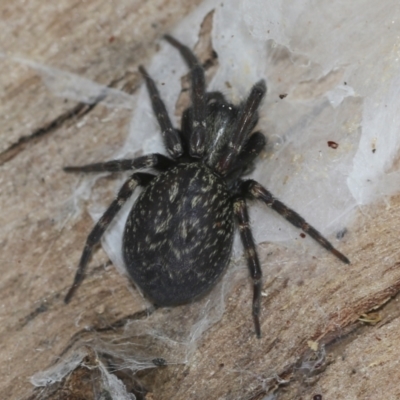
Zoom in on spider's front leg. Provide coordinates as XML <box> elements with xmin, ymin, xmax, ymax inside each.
<box><xmin>138</xmin><ymin>65</ymin><xmax>183</xmax><ymax>159</ymax></box>
<box><xmin>64</xmin><ymin>172</ymin><xmax>155</xmax><ymax>303</ymax></box>
<box><xmin>164</xmin><ymin>35</ymin><xmax>206</xmax><ymax>158</ymax></box>
<box><xmin>64</xmin><ymin>153</ymin><xmax>175</xmax><ymax>173</ymax></box>
<box><xmin>241</xmin><ymin>180</ymin><xmax>350</xmax><ymax>264</ymax></box>
<box><xmin>233</xmin><ymin>196</ymin><xmax>263</xmax><ymax>338</ymax></box>
<box><xmin>216</xmin><ymin>80</ymin><xmax>266</xmax><ymax>175</ymax></box>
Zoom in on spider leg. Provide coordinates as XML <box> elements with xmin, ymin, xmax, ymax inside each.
<box><xmin>216</xmin><ymin>81</ymin><xmax>266</xmax><ymax>175</ymax></box>
<box><xmin>233</xmin><ymin>196</ymin><xmax>262</xmax><ymax>338</ymax></box>
<box><xmin>138</xmin><ymin>66</ymin><xmax>183</xmax><ymax>159</ymax></box>
<box><xmin>64</xmin><ymin>153</ymin><xmax>175</xmax><ymax>173</ymax></box>
<box><xmin>241</xmin><ymin>180</ymin><xmax>350</xmax><ymax>264</ymax></box>
<box><xmin>64</xmin><ymin>172</ymin><xmax>155</xmax><ymax>303</ymax></box>
<box><xmin>164</xmin><ymin>35</ymin><xmax>206</xmax><ymax>158</ymax></box>
<box><xmin>226</xmin><ymin>132</ymin><xmax>266</xmax><ymax>181</ymax></box>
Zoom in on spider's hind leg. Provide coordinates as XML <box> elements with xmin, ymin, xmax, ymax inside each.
<box><xmin>241</xmin><ymin>180</ymin><xmax>350</xmax><ymax>264</ymax></box>
<box><xmin>64</xmin><ymin>172</ymin><xmax>155</xmax><ymax>303</ymax></box>
<box><xmin>233</xmin><ymin>196</ymin><xmax>263</xmax><ymax>338</ymax></box>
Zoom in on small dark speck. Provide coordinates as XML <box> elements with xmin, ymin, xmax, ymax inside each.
<box><xmin>36</xmin><ymin>304</ymin><xmax>48</xmax><ymax>314</ymax></box>
<box><xmin>219</xmin><ymin>363</ymin><xmax>224</xmax><ymax>368</ymax></box>
<box><xmin>327</xmin><ymin>141</ymin><xmax>338</xmax><ymax>149</ymax></box>
<box><xmin>279</xmin><ymin>94</ymin><xmax>287</xmax><ymax>99</ymax></box>
<box><xmin>336</xmin><ymin>228</ymin><xmax>347</xmax><ymax>239</ymax></box>
<box><xmin>344</xmin><ymin>82</ymin><xmax>347</xmax><ymax>85</ymax></box>
<box><xmin>152</xmin><ymin>358</ymin><xmax>166</xmax><ymax>366</ymax></box>
<box><xmin>314</xmin><ymin>395</ymin><xmax>322</xmax><ymax>400</ymax></box>
<box><xmin>372</xmin><ymin>148</ymin><xmax>376</xmax><ymax>153</ymax></box>
<box><xmin>161</xmin><ymin>82</ymin><xmax>165</xmax><ymax>86</ymax></box>
<box><xmin>225</xmin><ymin>81</ymin><xmax>232</xmax><ymax>89</ymax></box>
<box><xmin>108</xmin><ymin>36</ymin><xmax>115</xmax><ymax>43</ymax></box>
<box><xmin>300</xmin><ymin>233</ymin><xmax>306</xmax><ymax>238</ymax></box>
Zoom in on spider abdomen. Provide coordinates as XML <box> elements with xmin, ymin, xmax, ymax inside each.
<box><xmin>123</xmin><ymin>162</ymin><xmax>234</xmax><ymax>306</ymax></box>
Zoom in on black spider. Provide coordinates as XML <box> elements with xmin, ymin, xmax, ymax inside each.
<box><xmin>64</xmin><ymin>35</ymin><xmax>350</xmax><ymax>338</ymax></box>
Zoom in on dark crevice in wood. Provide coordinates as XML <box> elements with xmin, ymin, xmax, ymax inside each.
<box><xmin>0</xmin><ymin>102</ymin><xmax>98</xmax><ymax>166</ymax></box>
<box><xmin>0</xmin><ymin>70</ymin><xmax>141</xmax><ymax>168</ymax></box>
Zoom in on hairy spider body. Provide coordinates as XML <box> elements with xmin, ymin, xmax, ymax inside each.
<box><xmin>124</xmin><ymin>163</ymin><xmax>234</xmax><ymax>306</ymax></box>
<box><xmin>64</xmin><ymin>34</ymin><xmax>350</xmax><ymax>338</ymax></box>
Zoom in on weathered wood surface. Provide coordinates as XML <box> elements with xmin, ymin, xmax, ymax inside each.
<box><xmin>1</xmin><ymin>1</ymin><xmax>400</xmax><ymax>399</ymax></box>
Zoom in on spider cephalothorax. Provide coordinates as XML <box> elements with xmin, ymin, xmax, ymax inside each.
<box><xmin>64</xmin><ymin>35</ymin><xmax>349</xmax><ymax>338</ymax></box>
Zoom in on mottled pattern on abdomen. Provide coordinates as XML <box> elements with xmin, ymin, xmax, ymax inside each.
<box><xmin>123</xmin><ymin>163</ymin><xmax>234</xmax><ymax>306</ymax></box>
